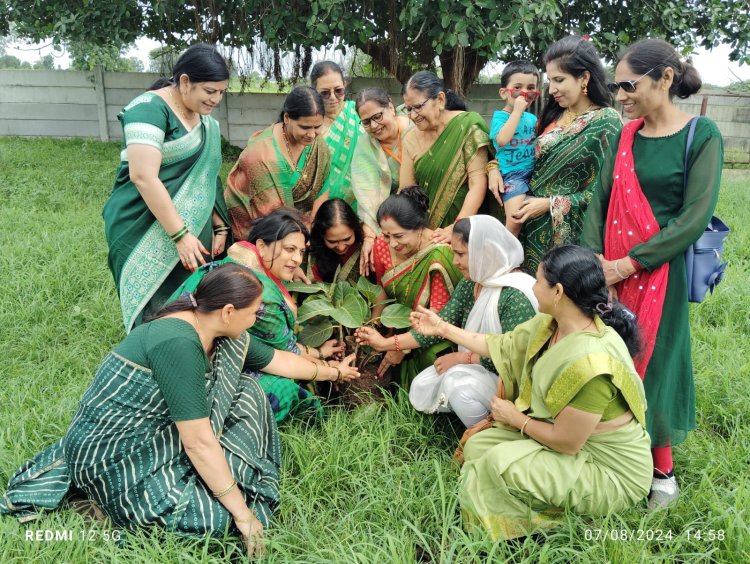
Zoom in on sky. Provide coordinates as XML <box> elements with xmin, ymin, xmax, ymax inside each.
<box><xmin>6</xmin><ymin>37</ymin><xmax>750</xmax><ymax>87</ymax></box>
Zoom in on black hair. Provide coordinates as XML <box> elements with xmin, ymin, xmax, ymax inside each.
<box><xmin>540</xmin><ymin>245</ymin><xmax>641</xmax><ymax>357</ymax></box>
<box><xmin>376</xmin><ymin>185</ymin><xmax>430</xmax><ymax>231</ymax></box>
<box><xmin>404</xmin><ymin>70</ymin><xmax>467</xmax><ymax>111</ymax></box>
<box><xmin>452</xmin><ymin>217</ymin><xmax>471</xmax><ymax>244</ymax></box>
<box><xmin>309</xmin><ymin>199</ymin><xmax>364</xmax><ymax>282</ymax></box>
<box><xmin>149</xmin><ymin>43</ymin><xmax>229</xmax><ymax>91</ymax></box>
<box><xmin>538</xmin><ymin>36</ymin><xmax>612</xmax><ymax>134</ymax></box>
<box><xmin>309</xmin><ymin>60</ymin><xmax>345</xmax><ymax>88</ymax></box>
<box><xmin>500</xmin><ymin>60</ymin><xmax>541</xmax><ymax>88</ymax></box>
<box><xmin>247</xmin><ymin>207</ymin><xmax>310</xmax><ymax>246</ymax></box>
<box><xmin>355</xmin><ymin>87</ymin><xmax>392</xmax><ymax>113</ymax></box>
<box><xmin>620</xmin><ymin>38</ymin><xmax>702</xmax><ymax>100</ymax></box>
<box><xmin>277</xmin><ymin>85</ymin><xmax>325</xmax><ymax>122</ymax></box>
<box><xmin>151</xmin><ymin>262</ymin><xmax>262</xmax><ymax>319</ymax></box>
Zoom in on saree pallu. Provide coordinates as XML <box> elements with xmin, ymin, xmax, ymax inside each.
<box><xmin>413</xmin><ymin>112</ymin><xmax>490</xmax><ymax>229</ymax></box>
<box><xmin>459</xmin><ymin>314</ymin><xmax>651</xmax><ymax>540</ymax></box>
<box><xmin>104</xmin><ymin>93</ymin><xmax>226</xmax><ymax>332</ymax></box>
<box><xmin>522</xmin><ymin>107</ymin><xmax>621</xmax><ymax>273</ymax></box>
<box><xmin>382</xmin><ymin>243</ymin><xmax>462</xmax><ymax>386</ymax></box>
<box><xmin>322</xmin><ymin>101</ymin><xmax>361</xmax><ymax>209</ymax></box>
<box><xmin>309</xmin><ymin>246</ymin><xmax>361</xmax><ymax>285</ymax></box>
<box><xmin>0</xmin><ymin>333</ymin><xmax>281</xmax><ymax>535</ymax></box>
<box><xmin>225</xmin><ymin>126</ymin><xmax>331</xmax><ymax>241</ymax></box>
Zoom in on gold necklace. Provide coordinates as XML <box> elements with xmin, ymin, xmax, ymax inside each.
<box><xmin>168</xmin><ymin>87</ymin><xmax>195</xmax><ymax>123</ymax></box>
<box><xmin>282</xmin><ymin>123</ymin><xmax>300</xmax><ymax>172</ymax></box>
<box><xmin>552</xmin><ymin>318</ymin><xmax>595</xmax><ymax>344</ymax></box>
<box><xmin>558</xmin><ymin>103</ymin><xmax>594</xmax><ymax>129</ymax></box>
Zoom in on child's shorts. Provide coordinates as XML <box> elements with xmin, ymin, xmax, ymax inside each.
<box><xmin>501</xmin><ymin>168</ymin><xmax>532</xmax><ymax>202</ymax></box>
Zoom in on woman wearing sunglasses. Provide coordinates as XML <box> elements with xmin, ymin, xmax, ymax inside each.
<box><xmin>499</xmin><ymin>36</ymin><xmax>622</xmax><ymax>274</ymax></box>
<box><xmin>400</xmin><ymin>71</ymin><xmax>491</xmax><ymax>243</ymax></box>
<box><xmin>225</xmin><ymin>86</ymin><xmax>331</xmax><ymax>241</ymax></box>
<box><xmin>351</xmin><ymin>87</ymin><xmax>414</xmax><ymax>274</ymax></box>
<box><xmin>310</xmin><ymin>61</ymin><xmax>362</xmax><ymax>212</ymax></box>
<box><xmin>582</xmin><ymin>38</ymin><xmax>723</xmax><ymax>509</ymax></box>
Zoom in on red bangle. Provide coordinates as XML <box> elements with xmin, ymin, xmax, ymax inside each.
<box><xmin>394</xmin><ymin>334</ymin><xmax>401</xmax><ymax>352</ymax></box>
<box><xmin>465</xmin><ymin>352</ymin><xmax>472</xmax><ymax>364</ymax></box>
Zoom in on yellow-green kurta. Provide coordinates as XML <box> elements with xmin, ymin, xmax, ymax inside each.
<box><xmin>459</xmin><ymin>314</ymin><xmax>652</xmax><ymax>540</ymax></box>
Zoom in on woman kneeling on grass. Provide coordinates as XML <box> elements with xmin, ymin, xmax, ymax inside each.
<box><xmin>1</xmin><ymin>264</ymin><xmax>281</xmax><ymax>555</ymax></box>
<box><xmin>410</xmin><ymin>245</ymin><xmax>652</xmax><ymax>540</ymax></box>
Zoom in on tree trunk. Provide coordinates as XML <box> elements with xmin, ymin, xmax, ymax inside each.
<box><xmin>439</xmin><ymin>47</ymin><xmax>487</xmax><ymax>97</ymax></box>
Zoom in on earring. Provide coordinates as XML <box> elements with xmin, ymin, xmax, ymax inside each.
<box><xmin>581</xmin><ymin>83</ymin><xmax>588</xmax><ymax>96</ymax></box>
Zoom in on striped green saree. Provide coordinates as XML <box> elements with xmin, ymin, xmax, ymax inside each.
<box><xmin>0</xmin><ymin>331</ymin><xmax>281</xmax><ymax>536</ymax></box>
<box><xmin>321</xmin><ymin>101</ymin><xmax>361</xmax><ymax>209</ymax></box>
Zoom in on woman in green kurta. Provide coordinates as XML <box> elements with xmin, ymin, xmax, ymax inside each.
<box><xmin>103</xmin><ymin>44</ymin><xmax>232</xmax><ymax>332</ymax></box>
<box><xmin>225</xmin><ymin>86</ymin><xmax>331</xmax><ymax>240</ymax></box>
<box><xmin>410</xmin><ymin>245</ymin><xmax>651</xmax><ymax>540</ymax></box>
<box><xmin>581</xmin><ymin>39</ymin><xmax>723</xmax><ymax>509</ymax></box>
<box><xmin>503</xmin><ymin>36</ymin><xmax>621</xmax><ymax>274</ymax></box>
<box><xmin>1</xmin><ymin>264</ymin><xmax>281</xmax><ymax>555</ymax></box>
<box><xmin>310</xmin><ymin>61</ymin><xmax>361</xmax><ymax>209</ymax></box>
<box><xmin>356</xmin><ymin>215</ymin><xmax>538</xmax><ymax>427</ymax></box>
<box><xmin>400</xmin><ymin>71</ymin><xmax>490</xmax><ymax>241</ymax></box>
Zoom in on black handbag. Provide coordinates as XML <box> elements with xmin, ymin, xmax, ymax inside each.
<box><xmin>683</xmin><ymin>117</ymin><xmax>730</xmax><ymax>303</ymax></box>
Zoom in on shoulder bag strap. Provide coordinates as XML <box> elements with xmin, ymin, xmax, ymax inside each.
<box><xmin>682</xmin><ymin>116</ymin><xmax>700</xmax><ymax>200</ymax></box>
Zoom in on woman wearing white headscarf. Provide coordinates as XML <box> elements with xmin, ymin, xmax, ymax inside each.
<box><xmin>356</xmin><ymin>215</ymin><xmax>537</xmax><ymax>426</ymax></box>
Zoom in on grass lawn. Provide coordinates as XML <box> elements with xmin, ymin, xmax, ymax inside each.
<box><xmin>0</xmin><ymin>137</ymin><xmax>748</xmax><ymax>562</ymax></box>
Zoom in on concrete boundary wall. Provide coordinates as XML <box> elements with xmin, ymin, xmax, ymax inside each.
<box><xmin>1</xmin><ymin>68</ymin><xmax>748</xmax><ymax>164</ymax></box>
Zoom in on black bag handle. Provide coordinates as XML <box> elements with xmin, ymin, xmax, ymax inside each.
<box><xmin>682</xmin><ymin>116</ymin><xmax>700</xmax><ymax>201</ymax></box>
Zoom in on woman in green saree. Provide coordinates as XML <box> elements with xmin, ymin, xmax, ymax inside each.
<box><xmin>1</xmin><ymin>264</ymin><xmax>281</xmax><ymax>556</ymax></box>
<box><xmin>225</xmin><ymin>86</ymin><xmax>331</xmax><ymax>241</ymax></box>
<box><xmin>400</xmin><ymin>71</ymin><xmax>491</xmax><ymax>243</ymax></box>
<box><xmin>410</xmin><ymin>245</ymin><xmax>651</xmax><ymax>540</ymax></box>
<box><xmin>370</xmin><ymin>187</ymin><xmax>463</xmax><ymax>386</ymax></box>
<box><xmin>310</xmin><ymin>61</ymin><xmax>361</xmax><ymax>210</ymax></box>
<box><xmin>103</xmin><ymin>44</ymin><xmax>232</xmax><ymax>332</ymax></box>
<box><xmin>308</xmin><ymin>198</ymin><xmax>365</xmax><ymax>285</ymax></box>
<box><xmin>502</xmin><ymin>36</ymin><xmax>622</xmax><ymax>273</ymax></box>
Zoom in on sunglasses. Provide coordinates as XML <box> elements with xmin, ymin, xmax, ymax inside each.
<box><xmin>360</xmin><ymin>110</ymin><xmax>386</xmax><ymax>128</ymax></box>
<box><xmin>607</xmin><ymin>66</ymin><xmax>659</xmax><ymax>94</ymax></box>
<box><xmin>505</xmin><ymin>88</ymin><xmax>541</xmax><ymax>103</ymax></box>
<box><xmin>404</xmin><ymin>95</ymin><xmax>436</xmax><ymax>115</ymax></box>
<box><xmin>318</xmin><ymin>86</ymin><xmax>346</xmax><ymax>99</ymax></box>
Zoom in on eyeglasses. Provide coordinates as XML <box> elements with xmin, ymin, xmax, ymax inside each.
<box><xmin>607</xmin><ymin>67</ymin><xmax>659</xmax><ymax>94</ymax></box>
<box><xmin>360</xmin><ymin>111</ymin><xmax>386</xmax><ymax>128</ymax></box>
<box><xmin>505</xmin><ymin>88</ymin><xmax>541</xmax><ymax>103</ymax></box>
<box><xmin>318</xmin><ymin>87</ymin><xmax>346</xmax><ymax>99</ymax></box>
<box><xmin>404</xmin><ymin>95</ymin><xmax>436</xmax><ymax>115</ymax></box>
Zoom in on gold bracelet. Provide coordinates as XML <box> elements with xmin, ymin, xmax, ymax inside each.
<box><xmin>613</xmin><ymin>258</ymin><xmax>628</xmax><ymax>280</ymax></box>
<box><xmin>317</xmin><ymin>349</ymin><xmax>324</xmax><ymax>360</ymax></box>
<box><xmin>213</xmin><ymin>479</ymin><xmax>237</xmax><ymax>498</ymax></box>
<box><xmin>520</xmin><ymin>416</ymin><xmax>532</xmax><ymax>438</ymax></box>
<box><xmin>322</xmin><ymin>359</ymin><xmax>330</xmax><ymax>367</ymax></box>
<box><xmin>311</xmin><ymin>362</ymin><xmax>319</xmax><ymax>382</ymax></box>
<box><xmin>336</xmin><ymin>367</ymin><xmax>342</xmax><ymax>382</ymax></box>
<box><xmin>484</xmin><ymin>160</ymin><xmax>499</xmax><ymax>173</ymax></box>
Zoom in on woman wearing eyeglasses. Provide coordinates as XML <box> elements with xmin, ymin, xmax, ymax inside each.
<box><xmin>351</xmin><ymin>87</ymin><xmax>414</xmax><ymax>275</ymax></box>
<box><xmin>501</xmin><ymin>36</ymin><xmax>622</xmax><ymax>274</ymax></box>
<box><xmin>225</xmin><ymin>86</ymin><xmax>331</xmax><ymax>241</ymax></box>
<box><xmin>400</xmin><ymin>71</ymin><xmax>491</xmax><ymax>243</ymax></box>
<box><xmin>310</xmin><ymin>61</ymin><xmax>362</xmax><ymax>212</ymax></box>
<box><xmin>582</xmin><ymin>39</ymin><xmax>723</xmax><ymax>509</ymax></box>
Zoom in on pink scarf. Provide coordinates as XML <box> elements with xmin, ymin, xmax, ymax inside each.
<box><xmin>604</xmin><ymin>118</ymin><xmax>669</xmax><ymax>379</ymax></box>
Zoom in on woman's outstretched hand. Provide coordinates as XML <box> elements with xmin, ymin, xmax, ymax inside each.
<box><xmin>410</xmin><ymin>305</ymin><xmax>444</xmax><ymax>337</ymax></box>
<box><xmin>320</xmin><ymin>339</ymin><xmax>345</xmax><ymax>360</ymax></box>
<box><xmin>377</xmin><ymin>350</ymin><xmax>404</xmax><ymax>378</ymax></box>
<box><xmin>234</xmin><ymin>510</ymin><xmax>265</xmax><ymax>558</ymax></box>
<box><xmin>488</xmin><ymin>169</ymin><xmax>505</xmax><ymax>205</ymax></box>
<box><xmin>176</xmin><ymin>233</ymin><xmax>209</xmax><ymax>272</ymax></box>
<box><xmin>512</xmin><ymin>197</ymin><xmax>549</xmax><ymax>223</ymax></box>
<box><xmin>431</xmin><ymin>224</ymin><xmax>453</xmax><ymax>244</ymax></box>
<box><xmin>330</xmin><ymin>353</ymin><xmax>360</xmax><ymax>382</ymax></box>
<box><xmin>354</xmin><ymin>326</ymin><xmax>388</xmax><ymax>351</ymax></box>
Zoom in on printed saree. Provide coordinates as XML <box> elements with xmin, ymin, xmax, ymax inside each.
<box><xmin>413</xmin><ymin>111</ymin><xmax>490</xmax><ymax>229</ymax></box>
<box><xmin>0</xmin><ymin>331</ymin><xmax>281</xmax><ymax>536</ymax></box>
<box><xmin>459</xmin><ymin>314</ymin><xmax>651</xmax><ymax>540</ymax></box>
<box><xmin>172</xmin><ymin>242</ymin><xmax>323</xmax><ymax>423</ymax></box>
<box><xmin>103</xmin><ymin>93</ymin><xmax>227</xmax><ymax>332</ymax></box>
<box><xmin>309</xmin><ymin>244</ymin><xmax>362</xmax><ymax>285</ymax></box>
<box><xmin>225</xmin><ymin>125</ymin><xmax>331</xmax><ymax>241</ymax></box>
<box><xmin>321</xmin><ymin>100</ymin><xmax>361</xmax><ymax>209</ymax></box>
<box><xmin>521</xmin><ymin>107</ymin><xmax>622</xmax><ymax>273</ymax></box>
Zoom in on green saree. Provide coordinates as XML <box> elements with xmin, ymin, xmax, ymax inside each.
<box><xmin>103</xmin><ymin>92</ymin><xmax>228</xmax><ymax>332</ymax></box>
<box><xmin>413</xmin><ymin>112</ymin><xmax>490</xmax><ymax>228</ymax></box>
<box><xmin>321</xmin><ymin>100</ymin><xmax>361</xmax><ymax>209</ymax></box>
<box><xmin>459</xmin><ymin>314</ymin><xmax>652</xmax><ymax>540</ymax></box>
<box><xmin>521</xmin><ymin>107</ymin><xmax>622</xmax><ymax>273</ymax></box>
<box><xmin>225</xmin><ymin>125</ymin><xmax>331</xmax><ymax>241</ymax></box>
<box><xmin>0</xmin><ymin>330</ymin><xmax>281</xmax><ymax>536</ymax></box>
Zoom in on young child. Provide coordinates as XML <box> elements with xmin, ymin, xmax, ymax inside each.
<box><xmin>488</xmin><ymin>60</ymin><xmax>540</xmax><ymax>236</ymax></box>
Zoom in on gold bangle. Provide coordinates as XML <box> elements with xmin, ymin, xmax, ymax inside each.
<box><xmin>317</xmin><ymin>349</ymin><xmax>324</xmax><ymax>360</ymax></box>
<box><xmin>234</xmin><ymin>510</ymin><xmax>257</xmax><ymax>524</ymax></box>
<box><xmin>613</xmin><ymin>258</ymin><xmax>628</xmax><ymax>280</ymax></box>
<box><xmin>311</xmin><ymin>362</ymin><xmax>319</xmax><ymax>382</ymax></box>
<box><xmin>336</xmin><ymin>367</ymin><xmax>342</xmax><ymax>382</ymax></box>
<box><xmin>302</xmin><ymin>344</ymin><xmax>311</xmax><ymax>356</ymax></box>
<box><xmin>520</xmin><ymin>416</ymin><xmax>532</xmax><ymax>438</ymax></box>
<box><xmin>213</xmin><ymin>479</ymin><xmax>237</xmax><ymax>498</ymax></box>
<box><xmin>484</xmin><ymin>160</ymin><xmax>499</xmax><ymax>173</ymax></box>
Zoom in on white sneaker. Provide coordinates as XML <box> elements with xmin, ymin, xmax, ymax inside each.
<box><xmin>648</xmin><ymin>475</ymin><xmax>679</xmax><ymax>510</ymax></box>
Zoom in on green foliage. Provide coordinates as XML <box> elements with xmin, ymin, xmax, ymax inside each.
<box><xmin>0</xmin><ymin>53</ymin><xmax>30</xmax><ymax>68</ymax></box>
<box><xmin>68</xmin><ymin>42</ymin><xmax>142</xmax><ymax>72</ymax></box>
<box><xmin>0</xmin><ymin>138</ymin><xmax>749</xmax><ymax>560</ymax></box>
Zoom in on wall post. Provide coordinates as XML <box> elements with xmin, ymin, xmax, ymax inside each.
<box><xmin>94</xmin><ymin>64</ymin><xmax>109</xmax><ymax>142</ymax></box>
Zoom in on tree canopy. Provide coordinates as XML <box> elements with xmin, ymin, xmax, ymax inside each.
<box><xmin>2</xmin><ymin>1</ymin><xmax>748</xmax><ymax>93</ymax></box>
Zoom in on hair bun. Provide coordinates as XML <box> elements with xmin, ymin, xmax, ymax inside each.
<box><xmin>400</xmin><ymin>185</ymin><xmax>429</xmax><ymax>215</ymax></box>
<box><xmin>675</xmin><ymin>60</ymin><xmax>702</xmax><ymax>99</ymax></box>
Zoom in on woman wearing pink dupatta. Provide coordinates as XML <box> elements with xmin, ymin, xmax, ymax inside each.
<box><xmin>582</xmin><ymin>39</ymin><xmax>723</xmax><ymax>509</ymax></box>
